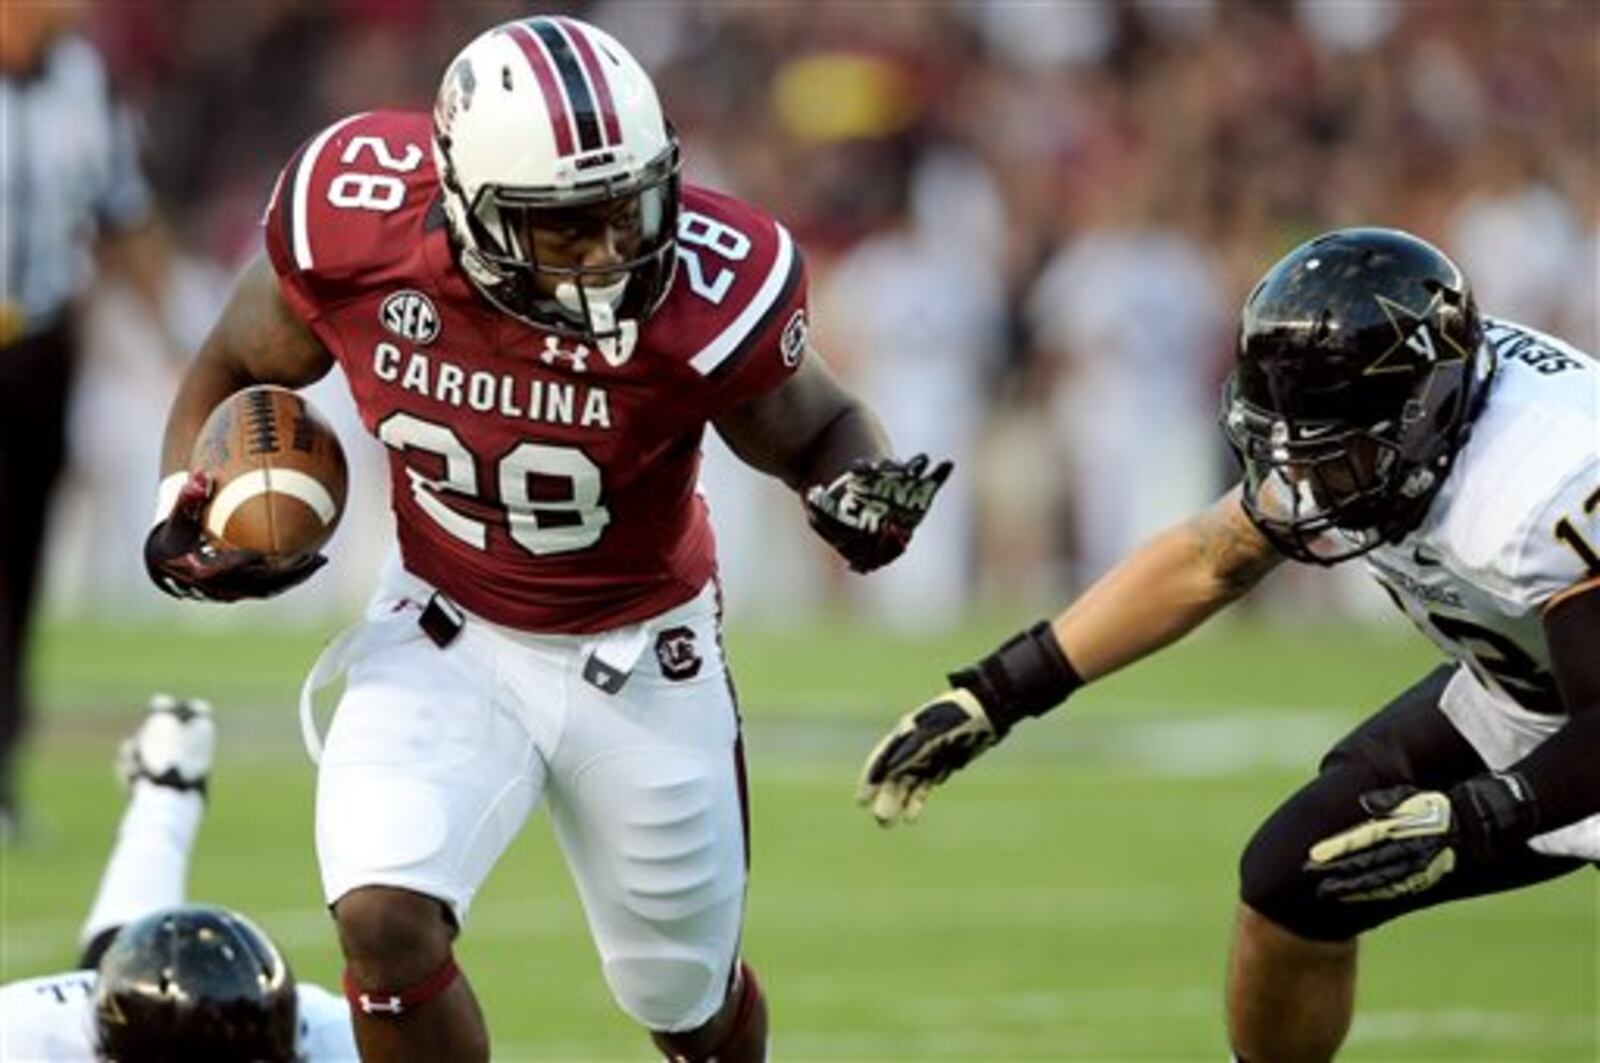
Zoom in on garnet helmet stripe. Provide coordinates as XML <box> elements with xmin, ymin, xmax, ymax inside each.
<box><xmin>555</xmin><ymin>18</ymin><xmax>622</xmax><ymax>147</ymax></box>
<box><xmin>503</xmin><ymin>22</ymin><xmax>575</xmax><ymax>157</ymax></box>
<box><xmin>529</xmin><ymin>18</ymin><xmax>603</xmax><ymax>153</ymax></box>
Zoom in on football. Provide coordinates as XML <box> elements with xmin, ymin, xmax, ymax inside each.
<box><xmin>189</xmin><ymin>385</ymin><xmax>348</xmax><ymax>565</ymax></box>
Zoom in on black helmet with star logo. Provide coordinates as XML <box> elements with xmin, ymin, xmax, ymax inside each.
<box><xmin>1221</xmin><ymin>227</ymin><xmax>1487</xmax><ymax>563</ymax></box>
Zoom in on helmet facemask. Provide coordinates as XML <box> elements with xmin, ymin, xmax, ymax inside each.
<box><xmin>1225</xmin><ymin>380</ymin><xmax>1409</xmax><ymax>562</ymax></box>
<box><xmin>437</xmin><ymin>130</ymin><xmax>680</xmax><ymax>357</ymax></box>
<box><xmin>1223</xmin><ymin>347</ymin><xmax>1482</xmax><ymax>565</ymax></box>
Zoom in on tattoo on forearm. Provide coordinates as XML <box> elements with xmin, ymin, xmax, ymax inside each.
<box><xmin>1193</xmin><ymin>508</ymin><xmax>1278</xmax><ymax>595</ymax></box>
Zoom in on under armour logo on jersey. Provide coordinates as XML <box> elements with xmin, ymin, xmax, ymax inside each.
<box><xmin>380</xmin><ymin>291</ymin><xmax>441</xmax><ymax>345</ymax></box>
<box><xmin>541</xmin><ymin>336</ymin><xmax>590</xmax><ymax>373</ymax></box>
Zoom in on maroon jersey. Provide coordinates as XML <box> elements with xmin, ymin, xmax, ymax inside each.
<box><xmin>263</xmin><ymin>111</ymin><xmax>808</xmax><ymax>632</ymax></box>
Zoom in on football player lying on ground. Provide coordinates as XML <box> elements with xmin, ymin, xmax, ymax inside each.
<box><xmin>859</xmin><ymin>228</ymin><xmax>1600</xmax><ymax>1063</ymax></box>
<box><xmin>0</xmin><ymin>695</ymin><xmax>358</xmax><ymax>1061</ymax></box>
<box><xmin>142</xmin><ymin>14</ymin><xmax>950</xmax><ymax>1063</ymax></box>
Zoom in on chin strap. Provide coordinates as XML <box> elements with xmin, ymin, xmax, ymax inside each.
<box><xmin>556</xmin><ymin>279</ymin><xmax>638</xmax><ymax>366</ymax></box>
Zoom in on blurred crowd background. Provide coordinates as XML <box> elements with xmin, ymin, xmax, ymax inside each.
<box><xmin>44</xmin><ymin>0</ymin><xmax>1600</xmax><ymax>630</ymax></box>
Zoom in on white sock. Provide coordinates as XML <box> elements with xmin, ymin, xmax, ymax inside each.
<box><xmin>79</xmin><ymin>780</ymin><xmax>204</xmax><ymax>948</ymax></box>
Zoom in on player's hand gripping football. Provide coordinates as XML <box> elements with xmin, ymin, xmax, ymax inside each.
<box><xmin>857</xmin><ymin>688</ymin><xmax>1003</xmax><ymax>826</ymax></box>
<box><xmin>144</xmin><ymin>471</ymin><xmax>325</xmax><ymax>602</ymax></box>
<box><xmin>1305</xmin><ymin>772</ymin><xmax>1538</xmax><ymax>903</ymax></box>
<box><xmin>805</xmin><ymin>453</ymin><xmax>952</xmax><ymax>573</ymax></box>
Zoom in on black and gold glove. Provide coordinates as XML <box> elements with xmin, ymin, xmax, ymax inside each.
<box><xmin>1306</xmin><ymin>772</ymin><xmax>1539</xmax><ymax>902</ymax></box>
<box><xmin>857</xmin><ymin>622</ymin><xmax>1081</xmax><ymax>826</ymax></box>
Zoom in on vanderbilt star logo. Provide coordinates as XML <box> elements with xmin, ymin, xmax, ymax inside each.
<box><xmin>1364</xmin><ymin>293</ymin><xmax>1468</xmax><ymax>375</ymax></box>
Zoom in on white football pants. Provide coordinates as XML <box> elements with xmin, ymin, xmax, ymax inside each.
<box><xmin>308</xmin><ymin>557</ymin><xmax>748</xmax><ymax>1031</ymax></box>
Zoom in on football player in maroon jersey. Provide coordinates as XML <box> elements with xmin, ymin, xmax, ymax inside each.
<box><xmin>144</xmin><ymin>16</ymin><xmax>950</xmax><ymax>1063</ymax></box>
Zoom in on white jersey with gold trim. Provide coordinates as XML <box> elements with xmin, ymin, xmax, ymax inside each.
<box><xmin>1363</xmin><ymin>318</ymin><xmax>1599</xmax><ymax>857</ymax></box>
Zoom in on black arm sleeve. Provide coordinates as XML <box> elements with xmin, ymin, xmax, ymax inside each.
<box><xmin>1504</xmin><ymin>584</ymin><xmax>1600</xmax><ymax>834</ymax></box>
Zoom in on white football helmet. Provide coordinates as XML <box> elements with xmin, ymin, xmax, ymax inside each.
<box><xmin>432</xmin><ymin>16</ymin><xmax>680</xmax><ymax>344</ymax></box>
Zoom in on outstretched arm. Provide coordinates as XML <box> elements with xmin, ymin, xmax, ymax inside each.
<box><xmin>1052</xmin><ymin>484</ymin><xmax>1284</xmax><ymax>681</ymax></box>
<box><xmin>859</xmin><ymin>486</ymin><xmax>1283</xmax><ymax>824</ymax></box>
<box><xmin>714</xmin><ymin>352</ymin><xmax>951</xmax><ymax>573</ymax></box>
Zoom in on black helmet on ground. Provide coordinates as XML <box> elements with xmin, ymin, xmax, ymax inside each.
<box><xmin>95</xmin><ymin>904</ymin><xmax>298</xmax><ymax>1062</ymax></box>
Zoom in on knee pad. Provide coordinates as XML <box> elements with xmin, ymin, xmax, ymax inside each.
<box><xmin>604</xmin><ymin>952</ymin><xmax>721</xmax><ymax>1031</ymax></box>
<box><xmin>650</xmin><ymin>962</ymin><xmax>767</xmax><ymax>1062</ymax></box>
<box><xmin>1238</xmin><ymin>817</ymin><xmax>1304</xmax><ymax>925</ymax></box>
<box><xmin>1239</xmin><ymin>794</ymin><xmax>1372</xmax><ymax>943</ymax></box>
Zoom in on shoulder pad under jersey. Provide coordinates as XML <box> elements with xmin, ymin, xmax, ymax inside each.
<box><xmin>647</xmin><ymin>184</ymin><xmax>809</xmax><ymax>407</ymax></box>
<box><xmin>263</xmin><ymin>111</ymin><xmax>438</xmax><ymax>321</ymax></box>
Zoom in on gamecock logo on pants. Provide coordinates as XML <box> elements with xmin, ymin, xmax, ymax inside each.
<box><xmin>654</xmin><ymin>626</ymin><xmax>701</xmax><ymax>680</ymax></box>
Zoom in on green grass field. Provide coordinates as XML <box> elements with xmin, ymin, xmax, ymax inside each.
<box><xmin>3</xmin><ymin>614</ymin><xmax>1595</xmax><ymax>1060</ymax></box>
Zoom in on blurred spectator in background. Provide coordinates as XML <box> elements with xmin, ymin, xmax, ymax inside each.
<box><xmin>819</xmin><ymin>148</ymin><xmax>1008</xmax><ymax>627</ymax></box>
<box><xmin>1449</xmin><ymin>135</ymin><xmax>1585</xmax><ymax>331</ymax></box>
<box><xmin>1025</xmin><ymin>147</ymin><xmax>1228</xmax><ymax>583</ymax></box>
<box><xmin>0</xmin><ymin>0</ymin><xmax>176</xmax><ymax>837</ymax></box>
<box><xmin>37</xmin><ymin>0</ymin><xmax>1599</xmax><ymax>633</ymax></box>
<box><xmin>787</xmin><ymin>44</ymin><xmax>1009</xmax><ymax>628</ymax></box>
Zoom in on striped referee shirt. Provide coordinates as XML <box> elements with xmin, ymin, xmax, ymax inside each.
<box><xmin>1</xmin><ymin>35</ymin><xmax>152</xmax><ymax>342</ymax></box>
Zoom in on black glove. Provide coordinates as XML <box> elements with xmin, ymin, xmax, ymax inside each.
<box><xmin>804</xmin><ymin>453</ymin><xmax>952</xmax><ymax>573</ymax></box>
<box><xmin>144</xmin><ymin>471</ymin><xmax>326</xmax><ymax>602</ymax></box>
<box><xmin>1305</xmin><ymin>772</ymin><xmax>1539</xmax><ymax>903</ymax></box>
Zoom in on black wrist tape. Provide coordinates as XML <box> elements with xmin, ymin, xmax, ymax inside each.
<box><xmin>948</xmin><ymin>621</ymin><xmax>1083</xmax><ymax>732</ymax></box>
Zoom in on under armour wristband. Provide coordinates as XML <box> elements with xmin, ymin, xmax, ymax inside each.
<box><xmin>948</xmin><ymin>621</ymin><xmax>1084</xmax><ymax>732</ymax></box>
